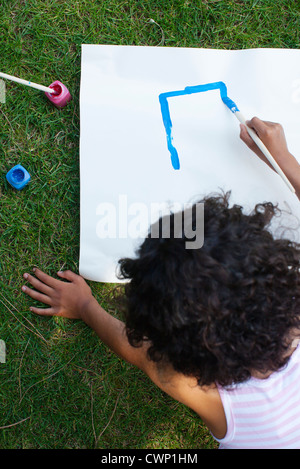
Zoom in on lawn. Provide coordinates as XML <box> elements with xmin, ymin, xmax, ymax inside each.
<box><xmin>0</xmin><ymin>0</ymin><xmax>299</xmax><ymax>450</ymax></box>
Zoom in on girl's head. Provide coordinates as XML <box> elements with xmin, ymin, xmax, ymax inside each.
<box><xmin>118</xmin><ymin>192</ymin><xmax>300</xmax><ymax>388</ymax></box>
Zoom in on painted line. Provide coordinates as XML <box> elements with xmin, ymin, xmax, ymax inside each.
<box><xmin>159</xmin><ymin>81</ymin><xmax>239</xmax><ymax>170</ymax></box>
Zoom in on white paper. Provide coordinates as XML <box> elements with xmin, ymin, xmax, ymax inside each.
<box><xmin>79</xmin><ymin>45</ymin><xmax>300</xmax><ymax>283</ymax></box>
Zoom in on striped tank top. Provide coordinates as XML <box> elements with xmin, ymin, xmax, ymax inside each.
<box><xmin>213</xmin><ymin>344</ymin><xmax>300</xmax><ymax>449</ymax></box>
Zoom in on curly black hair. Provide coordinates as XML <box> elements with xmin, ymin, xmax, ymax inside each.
<box><xmin>117</xmin><ymin>192</ymin><xmax>300</xmax><ymax>388</ymax></box>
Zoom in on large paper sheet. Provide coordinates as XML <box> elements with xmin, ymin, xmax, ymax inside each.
<box><xmin>79</xmin><ymin>45</ymin><xmax>300</xmax><ymax>283</ymax></box>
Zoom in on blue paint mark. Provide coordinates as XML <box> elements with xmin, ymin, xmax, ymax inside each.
<box><xmin>159</xmin><ymin>81</ymin><xmax>239</xmax><ymax>170</ymax></box>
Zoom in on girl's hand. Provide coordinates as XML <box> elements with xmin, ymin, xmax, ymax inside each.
<box><xmin>239</xmin><ymin>117</ymin><xmax>293</xmax><ymax>171</ymax></box>
<box><xmin>22</xmin><ymin>268</ymin><xmax>94</xmax><ymax>319</ymax></box>
<box><xmin>240</xmin><ymin>117</ymin><xmax>300</xmax><ymax>200</ymax></box>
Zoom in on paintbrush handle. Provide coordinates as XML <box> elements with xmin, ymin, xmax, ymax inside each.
<box><xmin>235</xmin><ymin>111</ymin><xmax>295</xmax><ymax>193</ymax></box>
<box><xmin>0</xmin><ymin>72</ymin><xmax>55</xmax><ymax>93</ymax></box>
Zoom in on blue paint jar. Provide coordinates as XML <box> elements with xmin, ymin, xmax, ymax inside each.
<box><xmin>6</xmin><ymin>164</ymin><xmax>31</xmax><ymax>190</ymax></box>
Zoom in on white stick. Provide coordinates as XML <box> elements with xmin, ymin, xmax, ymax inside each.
<box><xmin>0</xmin><ymin>72</ymin><xmax>55</xmax><ymax>94</ymax></box>
<box><xmin>235</xmin><ymin>111</ymin><xmax>295</xmax><ymax>193</ymax></box>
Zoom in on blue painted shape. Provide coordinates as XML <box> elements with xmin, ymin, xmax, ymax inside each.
<box><xmin>6</xmin><ymin>164</ymin><xmax>31</xmax><ymax>190</ymax></box>
<box><xmin>159</xmin><ymin>81</ymin><xmax>239</xmax><ymax>170</ymax></box>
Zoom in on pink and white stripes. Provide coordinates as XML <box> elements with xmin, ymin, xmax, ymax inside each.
<box><xmin>214</xmin><ymin>345</ymin><xmax>300</xmax><ymax>449</ymax></box>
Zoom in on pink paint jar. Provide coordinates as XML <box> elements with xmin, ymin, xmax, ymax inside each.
<box><xmin>45</xmin><ymin>80</ymin><xmax>71</xmax><ymax>108</ymax></box>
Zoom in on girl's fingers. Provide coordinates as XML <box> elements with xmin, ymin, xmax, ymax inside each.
<box><xmin>23</xmin><ymin>272</ymin><xmax>53</xmax><ymax>295</ymax></box>
<box><xmin>29</xmin><ymin>306</ymin><xmax>56</xmax><ymax>316</ymax></box>
<box><xmin>239</xmin><ymin>124</ymin><xmax>257</xmax><ymax>151</ymax></box>
<box><xmin>21</xmin><ymin>285</ymin><xmax>52</xmax><ymax>306</ymax></box>
<box><xmin>33</xmin><ymin>268</ymin><xmax>61</xmax><ymax>288</ymax></box>
<box><xmin>57</xmin><ymin>270</ymin><xmax>79</xmax><ymax>282</ymax></box>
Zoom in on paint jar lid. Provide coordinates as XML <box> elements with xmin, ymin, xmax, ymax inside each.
<box><xmin>6</xmin><ymin>164</ymin><xmax>31</xmax><ymax>190</ymax></box>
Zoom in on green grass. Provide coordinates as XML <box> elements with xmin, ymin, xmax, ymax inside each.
<box><xmin>0</xmin><ymin>0</ymin><xmax>299</xmax><ymax>450</ymax></box>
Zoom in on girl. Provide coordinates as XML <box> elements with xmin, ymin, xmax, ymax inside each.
<box><xmin>22</xmin><ymin>118</ymin><xmax>300</xmax><ymax>449</ymax></box>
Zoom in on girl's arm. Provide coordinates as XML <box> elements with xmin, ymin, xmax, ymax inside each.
<box><xmin>21</xmin><ymin>268</ymin><xmax>225</xmax><ymax>436</ymax></box>
<box><xmin>22</xmin><ymin>268</ymin><xmax>148</xmax><ymax>368</ymax></box>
